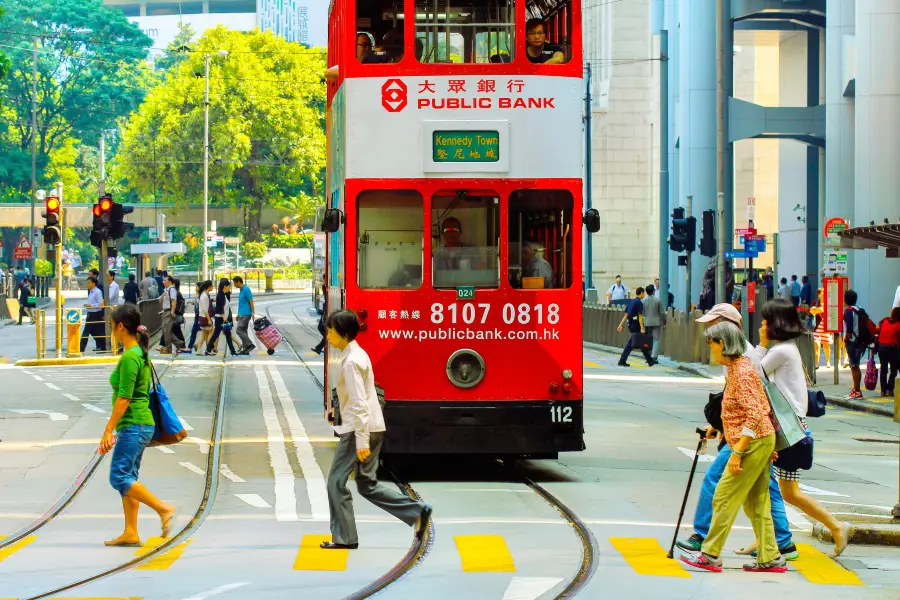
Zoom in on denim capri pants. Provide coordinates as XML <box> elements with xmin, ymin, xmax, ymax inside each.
<box><xmin>109</xmin><ymin>424</ymin><xmax>155</xmax><ymax>496</ymax></box>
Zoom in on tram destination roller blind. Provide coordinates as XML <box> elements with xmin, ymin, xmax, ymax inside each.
<box><xmin>432</xmin><ymin>130</ymin><xmax>500</xmax><ymax>163</ymax></box>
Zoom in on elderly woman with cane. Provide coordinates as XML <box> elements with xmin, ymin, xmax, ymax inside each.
<box><xmin>680</xmin><ymin>320</ymin><xmax>787</xmax><ymax>574</ymax></box>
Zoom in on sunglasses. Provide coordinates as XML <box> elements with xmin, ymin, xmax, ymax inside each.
<box><xmin>442</xmin><ymin>227</ymin><xmax>461</xmax><ymax>233</ymax></box>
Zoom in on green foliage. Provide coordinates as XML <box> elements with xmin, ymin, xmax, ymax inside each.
<box><xmin>117</xmin><ymin>27</ymin><xmax>327</xmax><ymax>240</ymax></box>
<box><xmin>0</xmin><ymin>0</ymin><xmax>154</xmax><ymax>195</ymax></box>
<box><xmin>153</xmin><ymin>22</ymin><xmax>196</xmax><ymax>73</ymax></box>
<box><xmin>266</xmin><ymin>233</ymin><xmax>312</xmax><ymax>249</ymax></box>
<box><xmin>0</xmin><ymin>8</ymin><xmax>9</xmax><ymax>82</ymax></box>
<box><xmin>242</xmin><ymin>241</ymin><xmax>268</xmax><ymax>260</ymax></box>
<box><xmin>34</xmin><ymin>258</ymin><xmax>52</xmax><ymax>276</ymax></box>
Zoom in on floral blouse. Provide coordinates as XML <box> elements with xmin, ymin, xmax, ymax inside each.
<box><xmin>721</xmin><ymin>355</ymin><xmax>775</xmax><ymax>446</ymax></box>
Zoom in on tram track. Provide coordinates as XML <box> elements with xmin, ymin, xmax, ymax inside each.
<box><xmin>274</xmin><ymin>301</ymin><xmax>599</xmax><ymax>599</ymax></box>
<box><xmin>11</xmin><ymin>352</ymin><xmax>231</xmax><ymax>600</ymax></box>
<box><xmin>268</xmin><ymin>303</ymin><xmax>435</xmax><ymax>600</ymax></box>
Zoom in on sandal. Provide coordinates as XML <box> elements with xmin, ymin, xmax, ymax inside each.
<box><xmin>104</xmin><ymin>537</ymin><xmax>142</xmax><ymax>547</ymax></box>
<box><xmin>320</xmin><ymin>541</ymin><xmax>358</xmax><ymax>550</ymax></box>
<box><xmin>735</xmin><ymin>545</ymin><xmax>757</xmax><ymax>556</ymax></box>
<box><xmin>161</xmin><ymin>507</ymin><xmax>179</xmax><ymax>538</ymax></box>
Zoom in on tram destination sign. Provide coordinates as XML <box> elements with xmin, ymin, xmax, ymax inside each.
<box><xmin>432</xmin><ymin>130</ymin><xmax>500</xmax><ymax>163</ymax></box>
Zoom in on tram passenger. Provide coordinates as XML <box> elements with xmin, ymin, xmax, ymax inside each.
<box><xmin>525</xmin><ymin>18</ymin><xmax>565</xmax><ymax>64</ymax></box>
<box><xmin>356</xmin><ymin>32</ymin><xmax>373</xmax><ymax>62</ymax></box>
<box><xmin>434</xmin><ymin>217</ymin><xmax>484</xmax><ymax>271</ymax></box>
<box><xmin>522</xmin><ymin>241</ymin><xmax>554</xmax><ymax>288</ymax></box>
<box><xmin>362</xmin><ymin>28</ymin><xmax>404</xmax><ymax>63</ymax></box>
<box><xmin>321</xmin><ymin>310</ymin><xmax>432</xmax><ymax>549</ymax></box>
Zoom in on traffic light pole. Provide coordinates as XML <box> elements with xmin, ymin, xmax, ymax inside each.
<box><xmin>686</xmin><ymin>195</ymin><xmax>693</xmax><ymax>312</ymax></box>
<box><xmin>55</xmin><ymin>182</ymin><xmax>63</xmax><ymax>358</ymax></box>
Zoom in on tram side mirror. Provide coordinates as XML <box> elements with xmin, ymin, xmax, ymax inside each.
<box><xmin>583</xmin><ymin>209</ymin><xmax>601</xmax><ymax>233</ymax></box>
<box><xmin>322</xmin><ymin>208</ymin><xmax>344</xmax><ymax>233</ymax></box>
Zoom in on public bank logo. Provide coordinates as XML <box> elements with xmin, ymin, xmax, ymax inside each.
<box><xmin>381</xmin><ymin>79</ymin><xmax>407</xmax><ymax>112</ymax></box>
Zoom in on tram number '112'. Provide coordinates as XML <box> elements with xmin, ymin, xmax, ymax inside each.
<box><xmin>551</xmin><ymin>406</ymin><xmax>573</xmax><ymax>423</ymax></box>
<box><xmin>431</xmin><ymin>302</ymin><xmax>560</xmax><ymax>325</ymax></box>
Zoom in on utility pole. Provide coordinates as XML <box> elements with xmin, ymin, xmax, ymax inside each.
<box><xmin>584</xmin><ymin>62</ymin><xmax>593</xmax><ymax>292</ymax></box>
<box><xmin>715</xmin><ymin>0</ymin><xmax>726</xmax><ymax>305</ymax></box>
<box><xmin>202</xmin><ymin>53</ymin><xmax>211</xmax><ymax>282</ymax></box>
<box><xmin>99</xmin><ymin>133</ymin><xmax>107</xmax><ymax>300</ymax></box>
<box><xmin>686</xmin><ymin>195</ymin><xmax>693</xmax><ymax>312</ymax></box>
<box><xmin>30</xmin><ymin>34</ymin><xmax>38</xmax><ymax>274</ymax></box>
<box><xmin>658</xmin><ymin>30</ymin><xmax>669</xmax><ymax>312</ymax></box>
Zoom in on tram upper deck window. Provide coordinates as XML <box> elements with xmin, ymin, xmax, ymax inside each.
<box><xmin>508</xmin><ymin>190</ymin><xmax>574</xmax><ymax>289</ymax></box>
<box><xmin>432</xmin><ymin>192</ymin><xmax>500</xmax><ymax>289</ymax></box>
<box><xmin>357</xmin><ymin>0</ymin><xmax>406</xmax><ymax>63</ymax></box>
<box><xmin>524</xmin><ymin>17</ymin><xmax>567</xmax><ymax>63</ymax></box>
<box><xmin>357</xmin><ymin>190</ymin><xmax>424</xmax><ymax>290</ymax></box>
<box><xmin>416</xmin><ymin>0</ymin><xmax>514</xmax><ymax>64</ymax></box>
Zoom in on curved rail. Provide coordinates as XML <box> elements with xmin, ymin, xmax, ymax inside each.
<box><xmin>24</xmin><ymin>356</ymin><xmax>230</xmax><ymax>600</ymax></box>
<box><xmin>0</xmin><ymin>358</ymin><xmax>180</xmax><ymax>553</ymax></box>
<box><xmin>267</xmin><ymin>304</ymin><xmax>434</xmax><ymax>600</ymax></box>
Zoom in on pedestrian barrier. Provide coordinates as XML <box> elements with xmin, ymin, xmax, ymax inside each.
<box><xmin>213</xmin><ymin>268</ymin><xmax>311</xmax><ymax>291</ymax></box>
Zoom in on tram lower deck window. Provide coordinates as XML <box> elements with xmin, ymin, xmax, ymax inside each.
<box><xmin>508</xmin><ymin>190</ymin><xmax>574</xmax><ymax>289</ymax></box>
<box><xmin>357</xmin><ymin>191</ymin><xmax>424</xmax><ymax>290</ymax></box>
<box><xmin>432</xmin><ymin>192</ymin><xmax>500</xmax><ymax>289</ymax></box>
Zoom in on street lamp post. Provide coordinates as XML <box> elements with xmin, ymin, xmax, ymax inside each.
<box><xmin>30</xmin><ymin>35</ymin><xmax>37</xmax><ymax>274</ymax></box>
<box><xmin>202</xmin><ymin>50</ymin><xmax>228</xmax><ymax>281</ymax></box>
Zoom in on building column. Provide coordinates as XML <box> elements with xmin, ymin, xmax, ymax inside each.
<box><xmin>805</xmin><ymin>30</ymin><xmax>821</xmax><ymax>286</ymax></box>
<box><xmin>854</xmin><ymin>0</ymin><xmax>900</xmax><ymax>315</ymax></box>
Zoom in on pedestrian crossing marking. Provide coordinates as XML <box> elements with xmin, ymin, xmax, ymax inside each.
<box><xmin>133</xmin><ymin>536</ymin><xmax>192</xmax><ymax>570</ymax></box>
<box><xmin>0</xmin><ymin>535</ymin><xmax>36</xmax><ymax>563</ymax></box>
<box><xmin>46</xmin><ymin>597</ymin><xmax>142</xmax><ymax>599</ymax></box>
<box><xmin>791</xmin><ymin>544</ymin><xmax>863</xmax><ymax>585</ymax></box>
<box><xmin>293</xmin><ymin>534</ymin><xmax>348</xmax><ymax>571</ymax></box>
<box><xmin>583</xmin><ymin>360</ymin><xmax>600</xmax><ymax>368</ymax></box>
<box><xmin>454</xmin><ymin>534</ymin><xmax>516</xmax><ymax>572</ymax></box>
<box><xmin>609</xmin><ymin>538</ymin><xmax>690</xmax><ymax>578</ymax></box>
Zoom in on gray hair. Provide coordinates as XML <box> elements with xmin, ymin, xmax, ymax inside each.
<box><xmin>704</xmin><ymin>321</ymin><xmax>746</xmax><ymax>357</ymax></box>
<box><xmin>524</xmin><ymin>241</ymin><xmax>544</xmax><ymax>253</ymax></box>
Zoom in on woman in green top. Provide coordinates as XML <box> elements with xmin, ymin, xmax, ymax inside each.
<box><xmin>99</xmin><ymin>303</ymin><xmax>176</xmax><ymax>547</ymax></box>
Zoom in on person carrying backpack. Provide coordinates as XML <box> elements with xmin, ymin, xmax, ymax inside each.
<box><xmin>843</xmin><ymin>288</ymin><xmax>876</xmax><ymax>399</ymax></box>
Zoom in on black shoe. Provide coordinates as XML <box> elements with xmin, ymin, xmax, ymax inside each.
<box><xmin>416</xmin><ymin>504</ymin><xmax>433</xmax><ymax>539</ymax></box>
<box><xmin>320</xmin><ymin>541</ymin><xmax>358</xmax><ymax>550</ymax></box>
<box><xmin>618</xmin><ymin>362</ymin><xmax>630</xmax><ymax>367</ymax></box>
<box><xmin>247</xmin><ymin>343</ymin><xmax>257</xmax><ymax>353</ymax></box>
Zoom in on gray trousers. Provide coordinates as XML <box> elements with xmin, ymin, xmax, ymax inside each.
<box><xmin>161</xmin><ymin>313</ymin><xmax>184</xmax><ymax>351</ymax></box>
<box><xmin>646</xmin><ymin>325</ymin><xmax>661</xmax><ymax>359</ymax></box>
<box><xmin>326</xmin><ymin>431</ymin><xmax>424</xmax><ymax>545</ymax></box>
<box><xmin>235</xmin><ymin>315</ymin><xmax>253</xmax><ymax>351</ymax></box>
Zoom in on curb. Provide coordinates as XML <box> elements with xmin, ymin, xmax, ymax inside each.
<box><xmin>15</xmin><ymin>357</ymin><xmax>120</xmax><ymax>367</ymax></box>
<box><xmin>824</xmin><ymin>394</ymin><xmax>894</xmax><ymax>418</ymax></box>
<box><xmin>814</xmin><ymin>522</ymin><xmax>900</xmax><ymax>548</ymax></box>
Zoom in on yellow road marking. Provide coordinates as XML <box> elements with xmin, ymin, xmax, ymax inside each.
<box><xmin>0</xmin><ymin>535</ymin><xmax>36</xmax><ymax>563</ymax></box>
<box><xmin>293</xmin><ymin>534</ymin><xmax>348</xmax><ymax>571</ymax></box>
<box><xmin>792</xmin><ymin>544</ymin><xmax>864</xmax><ymax>585</ymax></box>
<box><xmin>49</xmin><ymin>597</ymin><xmax>142</xmax><ymax>599</ymax></box>
<box><xmin>454</xmin><ymin>534</ymin><xmax>516</xmax><ymax>572</ymax></box>
<box><xmin>133</xmin><ymin>536</ymin><xmax>192</xmax><ymax>570</ymax></box>
<box><xmin>609</xmin><ymin>538</ymin><xmax>690</xmax><ymax>578</ymax></box>
<box><xmin>629</xmin><ymin>363</ymin><xmax>649</xmax><ymax>369</ymax></box>
<box><xmin>583</xmin><ymin>360</ymin><xmax>600</xmax><ymax>368</ymax></box>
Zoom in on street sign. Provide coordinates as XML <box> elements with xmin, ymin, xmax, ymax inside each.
<box><xmin>746</xmin><ymin>197</ymin><xmax>756</xmax><ymax>221</ymax></box>
<box><xmin>224</xmin><ymin>237</ymin><xmax>240</xmax><ymax>244</ymax></box>
<box><xmin>210</xmin><ymin>220</ymin><xmax>217</xmax><ymax>232</ymax></box>
<box><xmin>745</xmin><ymin>239</ymin><xmax>767</xmax><ymax>253</ymax></box>
<box><xmin>13</xmin><ymin>234</ymin><xmax>33</xmax><ymax>260</ymax></box>
<box><xmin>745</xmin><ymin>234</ymin><xmax>765</xmax><ymax>241</ymax></box>
<box><xmin>32</xmin><ymin>231</ymin><xmax>42</xmax><ymax>249</ymax></box>
<box><xmin>725</xmin><ymin>250</ymin><xmax>758</xmax><ymax>259</ymax></box>
<box><xmin>735</xmin><ymin>228</ymin><xmax>757</xmax><ymax>236</ymax></box>
<box><xmin>823</xmin><ymin>249</ymin><xmax>848</xmax><ymax>274</ymax></box>
<box><xmin>824</xmin><ymin>217</ymin><xmax>849</xmax><ymax>247</ymax></box>
<box><xmin>747</xmin><ymin>281</ymin><xmax>757</xmax><ymax>313</ymax></box>
<box><xmin>823</xmin><ymin>276</ymin><xmax>847</xmax><ymax>333</ymax></box>
<box><xmin>64</xmin><ymin>309</ymin><xmax>82</xmax><ymax>325</ymax></box>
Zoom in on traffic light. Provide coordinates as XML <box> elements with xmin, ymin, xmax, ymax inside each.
<box><xmin>700</xmin><ymin>209</ymin><xmax>716</xmax><ymax>257</ymax></box>
<box><xmin>41</xmin><ymin>195</ymin><xmax>61</xmax><ymax>245</ymax></box>
<box><xmin>90</xmin><ymin>194</ymin><xmax>113</xmax><ymax>248</ymax></box>
<box><xmin>669</xmin><ymin>208</ymin><xmax>696</xmax><ymax>253</ymax></box>
<box><xmin>109</xmin><ymin>202</ymin><xmax>134</xmax><ymax>240</ymax></box>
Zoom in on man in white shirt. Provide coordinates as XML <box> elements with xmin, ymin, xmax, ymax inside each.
<box><xmin>321</xmin><ymin>309</ymin><xmax>432</xmax><ymax>550</ymax></box>
<box><xmin>106</xmin><ymin>270</ymin><xmax>121</xmax><ymax>307</ymax></box>
<box><xmin>158</xmin><ymin>276</ymin><xmax>184</xmax><ymax>354</ymax></box>
<box><xmin>606</xmin><ymin>275</ymin><xmax>630</xmax><ymax>307</ymax></box>
<box><xmin>80</xmin><ymin>276</ymin><xmax>107</xmax><ymax>352</ymax></box>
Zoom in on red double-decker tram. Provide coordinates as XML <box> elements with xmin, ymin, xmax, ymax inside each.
<box><xmin>323</xmin><ymin>0</ymin><xmax>598</xmax><ymax>456</ymax></box>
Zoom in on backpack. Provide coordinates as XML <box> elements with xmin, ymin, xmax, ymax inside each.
<box><xmin>148</xmin><ymin>279</ymin><xmax>158</xmax><ymax>299</ymax></box>
<box><xmin>853</xmin><ymin>307</ymin><xmax>877</xmax><ymax>346</ymax></box>
<box><xmin>175</xmin><ymin>290</ymin><xmax>185</xmax><ymax>316</ymax></box>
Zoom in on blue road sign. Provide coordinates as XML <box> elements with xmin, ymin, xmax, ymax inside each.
<box><xmin>725</xmin><ymin>250</ymin><xmax>758</xmax><ymax>259</ymax></box>
<box><xmin>65</xmin><ymin>309</ymin><xmax>81</xmax><ymax>325</ymax></box>
<box><xmin>745</xmin><ymin>239</ymin><xmax>767</xmax><ymax>253</ymax></box>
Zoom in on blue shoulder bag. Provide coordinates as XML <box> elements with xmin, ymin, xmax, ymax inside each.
<box><xmin>148</xmin><ymin>362</ymin><xmax>187</xmax><ymax>446</ymax></box>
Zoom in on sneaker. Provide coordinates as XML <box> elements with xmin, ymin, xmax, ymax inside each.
<box><xmin>847</xmin><ymin>390</ymin><xmax>864</xmax><ymax>400</ymax></box>
<box><xmin>750</xmin><ymin>542</ymin><xmax>799</xmax><ymax>561</ymax></box>
<box><xmin>675</xmin><ymin>533</ymin><xmax>704</xmax><ymax>552</ymax></box>
<box><xmin>415</xmin><ymin>504</ymin><xmax>433</xmax><ymax>539</ymax></box>
<box><xmin>743</xmin><ymin>556</ymin><xmax>787</xmax><ymax>572</ymax></box>
<box><xmin>680</xmin><ymin>552</ymin><xmax>722</xmax><ymax>573</ymax></box>
<box><xmin>247</xmin><ymin>343</ymin><xmax>257</xmax><ymax>353</ymax></box>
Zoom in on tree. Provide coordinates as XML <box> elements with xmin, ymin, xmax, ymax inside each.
<box><xmin>154</xmin><ymin>22</ymin><xmax>196</xmax><ymax>73</ymax></box>
<box><xmin>0</xmin><ymin>8</ymin><xmax>10</xmax><ymax>82</ymax></box>
<box><xmin>117</xmin><ymin>27</ymin><xmax>326</xmax><ymax>241</ymax></box>
<box><xmin>0</xmin><ymin>0</ymin><xmax>154</xmax><ymax>195</ymax></box>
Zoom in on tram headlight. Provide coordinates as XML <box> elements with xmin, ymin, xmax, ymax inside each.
<box><xmin>446</xmin><ymin>349</ymin><xmax>486</xmax><ymax>388</ymax></box>
<box><xmin>562</xmin><ymin>369</ymin><xmax>573</xmax><ymax>380</ymax></box>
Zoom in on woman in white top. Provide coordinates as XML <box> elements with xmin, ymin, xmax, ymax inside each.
<box><xmin>195</xmin><ymin>280</ymin><xmax>215</xmax><ymax>353</ymax></box>
<box><xmin>206</xmin><ymin>278</ymin><xmax>238</xmax><ymax>356</ymax></box>
<box><xmin>754</xmin><ymin>300</ymin><xmax>849</xmax><ymax>556</ymax></box>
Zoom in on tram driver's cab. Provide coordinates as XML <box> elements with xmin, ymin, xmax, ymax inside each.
<box><xmin>431</xmin><ymin>191</ymin><xmax>500</xmax><ymax>289</ymax></box>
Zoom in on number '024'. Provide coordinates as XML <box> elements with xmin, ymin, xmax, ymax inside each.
<box><xmin>551</xmin><ymin>406</ymin><xmax>573</xmax><ymax>423</ymax></box>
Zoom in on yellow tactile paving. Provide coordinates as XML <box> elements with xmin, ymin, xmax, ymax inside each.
<box><xmin>293</xmin><ymin>534</ymin><xmax>349</xmax><ymax>571</ymax></box>
<box><xmin>133</xmin><ymin>536</ymin><xmax>193</xmax><ymax>570</ymax></box>
<box><xmin>792</xmin><ymin>544</ymin><xmax>864</xmax><ymax>585</ymax></box>
<box><xmin>454</xmin><ymin>534</ymin><xmax>516</xmax><ymax>572</ymax></box>
<box><xmin>0</xmin><ymin>535</ymin><xmax>36</xmax><ymax>563</ymax></box>
<box><xmin>583</xmin><ymin>360</ymin><xmax>601</xmax><ymax>368</ymax></box>
<box><xmin>609</xmin><ymin>537</ymin><xmax>690</xmax><ymax>578</ymax></box>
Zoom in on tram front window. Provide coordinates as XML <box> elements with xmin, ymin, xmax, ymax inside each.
<box><xmin>357</xmin><ymin>190</ymin><xmax>424</xmax><ymax>290</ymax></box>
<box><xmin>508</xmin><ymin>190</ymin><xmax>574</xmax><ymax>289</ymax></box>
<box><xmin>432</xmin><ymin>193</ymin><xmax>500</xmax><ymax>289</ymax></box>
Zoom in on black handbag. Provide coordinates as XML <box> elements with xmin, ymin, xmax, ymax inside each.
<box><xmin>630</xmin><ymin>332</ymin><xmax>653</xmax><ymax>350</ymax></box>
<box><xmin>774</xmin><ymin>433</ymin><xmax>814</xmax><ymax>471</ymax></box>
<box><xmin>803</xmin><ymin>363</ymin><xmax>827</xmax><ymax>417</ymax></box>
<box><xmin>704</xmin><ymin>391</ymin><xmax>724</xmax><ymax>432</ymax></box>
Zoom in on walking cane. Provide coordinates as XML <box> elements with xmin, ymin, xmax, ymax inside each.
<box><xmin>667</xmin><ymin>427</ymin><xmax>708</xmax><ymax>559</ymax></box>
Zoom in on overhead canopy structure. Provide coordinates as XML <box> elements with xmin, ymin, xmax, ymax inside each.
<box><xmin>839</xmin><ymin>224</ymin><xmax>900</xmax><ymax>257</ymax></box>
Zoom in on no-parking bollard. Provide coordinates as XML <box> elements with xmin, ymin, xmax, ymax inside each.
<box><xmin>65</xmin><ymin>308</ymin><xmax>82</xmax><ymax>357</ymax></box>
<box><xmin>264</xmin><ymin>268</ymin><xmax>274</xmax><ymax>293</ymax></box>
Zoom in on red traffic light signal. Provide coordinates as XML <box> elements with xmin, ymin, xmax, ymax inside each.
<box><xmin>46</xmin><ymin>197</ymin><xmax>60</xmax><ymax>212</ymax></box>
<box><xmin>93</xmin><ymin>204</ymin><xmax>101</xmax><ymax>217</ymax></box>
<box><xmin>99</xmin><ymin>198</ymin><xmax>112</xmax><ymax>212</ymax></box>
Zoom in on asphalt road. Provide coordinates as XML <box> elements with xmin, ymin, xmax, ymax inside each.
<box><xmin>0</xmin><ymin>292</ymin><xmax>897</xmax><ymax>599</ymax></box>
